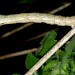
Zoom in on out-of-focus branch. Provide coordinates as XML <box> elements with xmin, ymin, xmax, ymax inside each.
<box><xmin>49</xmin><ymin>2</ymin><xmax>71</xmax><ymax>14</ymax></box>
<box><xmin>1</xmin><ymin>23</ymin><xmax>33</xmax><ymax>38</ymax></box>
<box><xmin>1</xmin><ymin>2</ymin><xmax>71</xmax><ymax>38</ymax></box>
<box><xmin>0</xmin><ymin>48</ymin><xmax>38</xmax><ymax>60</ymax></box>
<box><xmin>25</xmin><ymin>26</ymin><xmax>75</xmax><ymax>75</ymax></box>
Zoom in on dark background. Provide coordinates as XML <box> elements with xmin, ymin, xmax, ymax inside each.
<box><xmin>0</xmin><ymin>0</ymin><xmax>74</xmax><ymax>75</ymax></box>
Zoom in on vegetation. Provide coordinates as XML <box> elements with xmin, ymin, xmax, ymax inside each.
<box><xmin>13</xmin><ymin>30</ymin><xmax>75</xmax><ymax>75</ymax></box>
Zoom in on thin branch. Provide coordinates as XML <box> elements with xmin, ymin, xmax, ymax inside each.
<box><xmin>0</xmin><ymin>48</ymin><xmax>37</xmax><ymax>60</ymax></box>
<box><xmin>25</xmin><ymin>26</ymin><xmax>75</xmax><ymax>75</ymax></box>
<box><xmin>1</xmin><ymin>23</ymin><xmax>33</xmax><ymax>38</ymax></box>
<box><xmin>25</xmin><ymin>28</ymin><xmax>59</xmax><ymax>42</ymax></box>
<box><xmin>1</xmin><ymin>2</ymin><xmax>71</xmax><ymax>38</ymax></box>
<box><xmin>50</xmin><ymin>2</ymin><xmax>71</xmax><ymax>14</ymax></box>
<box><xmin>0</xmin><ymin>13</ymin><xmax>75</xmax><ymax>27</ymax></box>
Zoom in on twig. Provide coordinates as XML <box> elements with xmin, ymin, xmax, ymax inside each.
<box><xmin>25</xmin><ymin>26</ymin><xmax>75</xmax><ymax>75</ymax></box>
<box><xmin>25</xmin><ymin>28</ymin><xmax>59</xmax><ymax>42</ymax></box>
<box><xmin>1</xmin><ymin>2</ymin><xmax>71</xmax><ymax>38</ymax></box>
<box><xmin>1</xmin><ymin>23</ymin><xmax>33</xmax><ymax>38</ymax></box>
<box><xmin>26</xmin><ymin>31</ymin><xmax>49</xmax><ymax>41</ymax></box>
<box><xmin>50</xmin><ymin>2</ymin><xmax>71</xmax><ymax>14</ymax></box>
<box><xmin>0</xmin><ymin>48</ymin><xmax>37</xmax><ymax>60</ymax></box>
<box><xmin>0</xmin><ymin>13</ymin><xmax>75</xmax><ymax>27</ymax></box>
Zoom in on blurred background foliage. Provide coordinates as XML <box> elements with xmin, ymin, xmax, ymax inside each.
<box><xmin>0</xmin><ymin>0</ymin><xmax>75</xmax><ymax>75</ymax></box>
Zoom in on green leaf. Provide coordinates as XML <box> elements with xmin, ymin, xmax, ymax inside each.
<box><xmin>38</xmin><ymin>40</ymin><xmax>57</xmax><ymax>56</ymax></box>
<box><xmin>36</xmin><ymin>31</ymin><xmax>57</xmax><ymax>56</ymax></box>
<box><xmin>40</xmin><ymin>31</ymin><xmax>57</xmax><ymax>45</ymax></box>
<box><xmin>41</xmin><ymin>71</ymin><xmax>50</xmax><ymax>75</ymax></box>
<box><xmin>50</xmin><ymin>62</ymin><xmax>62</xmax><ymax>75</ymax></box>
<box><xmin>61</xmin><ymin>60</ymin><xmax>69</xmax><ymax>74</ymax></box>
<box><xmin>25</xmin><ymin>53</ymin><xmax>39</xmax><ymax>69</ymax></box>
<box><xmin>43</xmin><ymin>60</ymin><xmax>59</xmax><ymax>71</ymax></box>
<box><xmin>50</xmin><ymin>62</ymin><xmax>69</xmax><ymax>75</ymax></box>
<box><xmin>70</xmin><ymin>59</ymin><xmax>75</xmax><ymax>73</ymax></box>
<box><xmin>65</xmin><ymin>35</ymin><xmax>75</xmax><ymax>57</ymax></box>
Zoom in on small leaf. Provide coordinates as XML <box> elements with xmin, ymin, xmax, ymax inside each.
<box><xmin>36</xmin><ymin>31</ymin><xmax>57</xmax><ymax>56</ymax></box>
<box><xmin>50</xmin><ymin>62</ymin><xmax>62</xmax><ymax>75</ymax></box>
<box><xmin>43</xmin><ymin>60</ymin><xmax>59</xmax><ymax>71</ymax></box>
<box><xmin>37</xmin><ymin>39</ymin><xmax>57</xmax><ymax>56</ymax></box>
<box><xmin>40</xmin><ymin>31</ymin><xmax>57</xmax><ymax>45</ymax></box>
<box><xmin>25</xmin><ymin>53</ymin><xmax>39</xmax><ymax>69</ymax></box>
<box><xmin>70</xmin><ymin>59</ymin><xmax>75</xmax><ymax>73</ymax></box>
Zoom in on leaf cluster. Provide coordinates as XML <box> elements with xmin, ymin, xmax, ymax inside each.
<box><xmin>13</xmin><ymin>30</ymin><xmax>75</xmax><ymax>75</ymax></box>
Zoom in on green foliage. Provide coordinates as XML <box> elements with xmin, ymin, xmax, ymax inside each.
<box><xmin>24</xmin><ymin>30</ymin><xmax>75</xmax><ymax>75</ymax></box>
<box><xmin>36</xmin><ymin>31</ymin><xmax>57</xmax><ymax>56</ymax></box>
<box><xmin>25</xmin><ymin>53</ymin><xmax>39</xmax><ymax>69</ymax></box>
<box><xmin>59</xmin><ymin>35</ymin><xmax>75</xmax><ymax>75</ymax></box>
<box><xmin>42</xmin><ymin>60</ymin><xmax>59</xmax><ymax>71</ymax></box>
<box><xmin>70</xmin><ymin>58</ymin><xmax>75</xmax><ymax>73</ymax></box>
<box><xmin>65</xmin><ymin>35</ymin><xmax>75</xmax><ymax>57</ymax></box>
<box><xmin>40</xmin><ymin>31</ymin><xmax>57</xmax><ymax>45</ymax></box>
